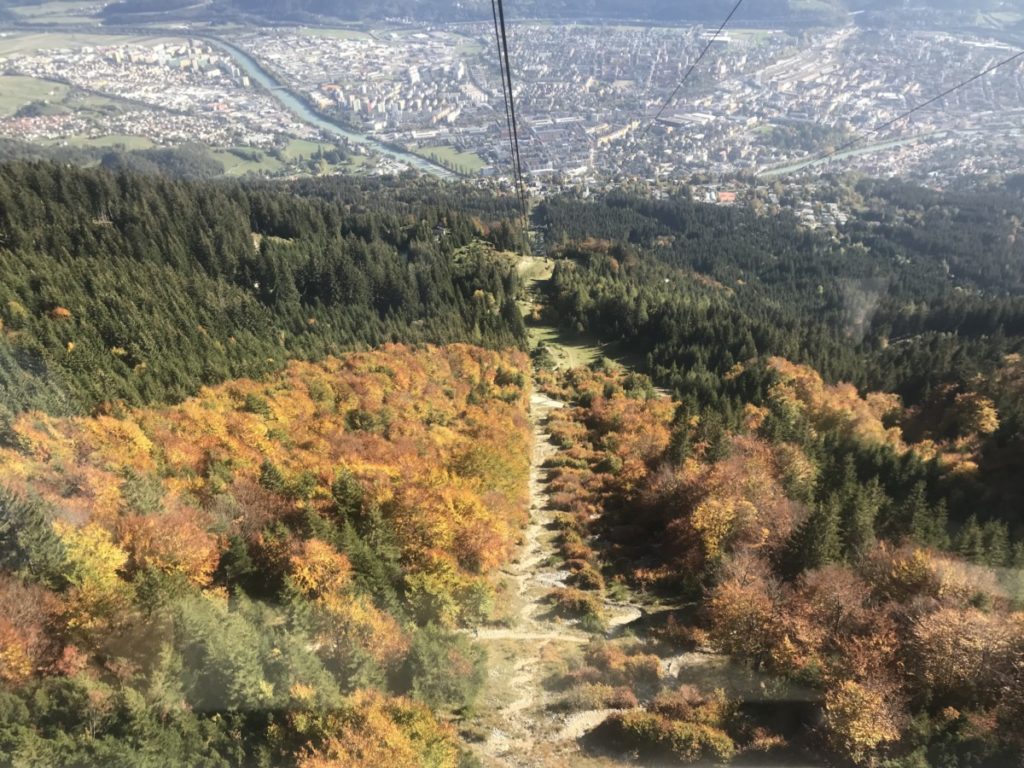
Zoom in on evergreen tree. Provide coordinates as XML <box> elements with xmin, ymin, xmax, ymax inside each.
<box><xmin>843</xmin><ymin>479</ymin><xmax>882</xmax><ymax>559</ymax></box>
<box><xmin>0</xmin><ymin>487</ymin><xmax>66</xmax><ymax>587</ymax></box>
<box><xmin>782</xmin><ymin>496</ymin><xmax>843</xmax><ymax>577</ymax></box>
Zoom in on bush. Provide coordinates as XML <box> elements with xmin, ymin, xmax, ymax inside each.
<box><xmin>596</xmin><ymin>708</ymin><xmax>737</xmax><ymax>764</ymax></box>
<box><xmin>567</xmin><ymin>561</ymin><xmax>605</xmax><ymax>591</ymax></box>
<box><xmin>667</xmin><ymin>720</ymin><xmax>736</xmax><ymax>762</ymax></box>
<box><xmin>624</xmin><ymin>654</ymin><xmax>662</xmax><ymax>686</ymax></box>
<box><xmin>595</xmin><ymin>453</ymin><xmax>624</xmax><ymax>474</ymax></box>
<box><xmin>546</xmin><ymin>587</ymin><xmax>604</xmax><ymax>626</ymax></box>
<box><xmin>556</xmin><ymin>683</ymin><xmax>638</xmax><ymax>712</ymax></box>
<box><xmin>560</xmin><ymin>531</ymin><xmax>594</xmax><ymax>561</ymax></box>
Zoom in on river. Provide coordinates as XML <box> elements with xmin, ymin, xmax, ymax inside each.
<box><xmin>205</xmin><ymin>37</ymin><xmax>458</xmax><ymax>180</ymax></box>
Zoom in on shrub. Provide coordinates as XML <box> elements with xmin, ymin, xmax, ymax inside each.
<box><xmin>555</xmin><ymin>683</ymin><xmax>638</xmax><ymax>711</ymax></box>
<box><xmin>595</xmin><ymin>454</ymin><xmax>624</xmax><ymax>475</ymax></box>
<box><xmin>596</xmin><ymin>708</ymin><xmax>736</xmax><ymax>764</ymax></box>
<box><xmin>624</xmin><ymin>654</ymin><xmax>661</xmax><ymax>686</ymax></box>
<box><xmin>567</xmin><ymin>561</ymin><xmax>605</xmax><ymax>591</ymax></box>
<box><xmin>560</xmin><ymin>531</ymin><xmax>594</xmax><ymax>561</ymax></box>
<box><xmin>546</xmin><ymin>587</ymin><xmax>604</xmax><ymax>626</ymax></box>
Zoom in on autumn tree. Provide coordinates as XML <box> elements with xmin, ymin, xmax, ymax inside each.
<box><xmin>822</xmin><ymin>679</ymin><xmax>902</xmax><ymax>765</ymax></box>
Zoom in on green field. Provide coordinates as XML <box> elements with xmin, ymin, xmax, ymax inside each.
<box><xmin>279</xmin><ymin>138</ymin><xmax>330</xmax><ymax>161</ymax></box>
<box><xmin>8</xmin><ymin>0</ymin><xmax>99</xmax><ymax>25</ymax></box>
<box><xmin>414</xmin><ymin>144</ymin><xmax>486</xmax><ymax>174</ymax></box>
<box><xmin>210</xmin><ymin>148</ymin><xmax>285</xmax><ymax>177</ymax></box>
<box><xmin>0</xmin><ymin>33</ymin><xmax>184</xmax><ymax>55</ymax></box>
<box><xmin>341</xmin><ymin>153</ymin><xmax>370</xmax><ymax>171</ymax></box>
<box><xmin>789</xmin><ymin>0</ymin><xmax>842</xmax><ymax>14</ymax></box>
<box><xmin>0</xmin><ymin>75</ymin><xmax>140</xmax><ymax>119</ymax></box>
<box><xmin>450</xmin><ymin>33</ymin><xmax>483</xmax><ymax>56</ymax></box>
<box><xmin>0</xmin><ymin>75</ymin><xmax>70</xmax><ymax>116</ymax></box>
<box><xmin>295</xmin><ymin>26</ymin><xmax>372</xmax><ymax>40</ymax></box>
<box><xmin>527</xmin><ymin>325</ymin><xmax>604</xmax><ymax>370</ymax></box>
<box><xmin>64</xmin><ymin>92</ymin><xmax>132</xmax><ymax>115</ymax></box>
<box><xmin>728</xmin><ymin>28</ymin><xmax>775</xmax><ymax>43</ymax></box>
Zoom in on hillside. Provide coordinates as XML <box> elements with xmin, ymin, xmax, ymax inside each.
<box><xmin>0</xmin><ymin>163</ymin><xmax>525</xmax><ymax>418</ymax></box>
<box><xmin>0</xmin><ymin>165</ymin><xmax>1022</xmax><ymax>767</ymax></box>
<box><xmin>0</xmin><ymin>343</ymin><xmax>531</xmax><ymax>766</ymax></box>
<box><xmin>536</xmin><ymin>182</ymin><xmax>1024</xmax><ymax>542</ymax></box>
<box><xmin>97</xmin><ymin>0</ymin><xmax>1023</xmax><ymax>25</ymax></box>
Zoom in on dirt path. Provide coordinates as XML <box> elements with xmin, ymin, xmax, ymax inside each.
<box><xmin>465</xmin><ymin>253</ymin><xmax>727</xmax><ymax>766</ymax></box>
<box><xmin>471</xmin><ymin>390</ymin><xmax>595</xmax><ymax>767</ymax></box>
<box><xmin>470</xmin><ymin>386</ymin><xmax>687</xmax><ymax>767</ymax></box>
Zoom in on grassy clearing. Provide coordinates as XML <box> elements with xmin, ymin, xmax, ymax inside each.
<box><xmin>0</xmin><ymin>33</ymin><xmax>184</xmax><ymax>55</ymax></box>
<box><xmin>518</xmin><ymin>253</ymin><xmax>603</xmax><ymax>370</ymax></box>
<box><xmin>413</xmin><ymin>144</ymin><xmax>486</xmax><ymax>173</ymax></box>
<box><xmin>279</xmin><ymin>138</ymin><xmax>328</xmax><ymax>161</ymax></box>
<box><xmin>210</xmin><ymin>148</ymin><xmax>284</xmax><ymax>176</ymax></box>
<box><xmin>518</xmin><ymin>255</ymin><xmax>555</xmax><ymax>287</ymax></box>
<box><xmin>0</xmin><ymin>75</ymin><xmax>70</xmax><ymax>116</ymax></box>
<box><xmin>789</xmin><ymin>0</ymin><xmax>841</xmax><ymax>13</ymax></box>
<box><xmin>64</xmin><ymin>92</ymin><xmax>131</xmax><ymax>114</ymax></box>
<box><xmin>8</xmin><ymin>1</ymin><xmax>99</xmax><ymax>25</ymax></box>
<box><xmin>528</xmin><ymin>326</ymin><xmax>603</xmax><ymax>370</ymax></box>
<box><xmin>450</xmin><ymin>33</ymin><xmax>483</xmax><ymax>56</ymax></box>
<box><xmin>341</xmin><ymin>153</ymin><xmax>370</xmax><ymax>169</ymax></box>
<box><xmin>9</xmin><ymin>1</ymin><xmax>96</xmax><ymax>17</ymax></box>
<box><xmin>728</xmin><ymin>28</ymin><xmax>775</xmax><ymax>43</ymax></box>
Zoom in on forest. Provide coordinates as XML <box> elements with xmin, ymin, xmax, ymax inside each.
<box><xmin>0</xmin><ymin>162</ymin><xmax>526</xmax><ymax>420</ymax></box>
<box><xmin>0</xmin><ymin>343</ymin><xmax>531</xmax><ymax>766</ymax></box>
<box><xmin>1</xmin><ymin>159</ymin><xmax>1022</xmax><ymax>767</ymax></box>
<box><xmin>535</xmin><ymin>182</ymin><xmax>1024</xmax><ymax>545</ymax></box>
<box><xmin>514</xmin><ymin>180</ymin><xmax>1024</xmax><ymax>766</ymax></box>
<box><xmin>531</xmin><ymin>360</ymin><xmax>1022</xmax><ymax>767</ymax></box>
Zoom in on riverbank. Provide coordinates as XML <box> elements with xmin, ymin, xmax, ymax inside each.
<box><xmin>202</xmin><ymin>35</ymin><xmax>460</xmax><ymax>180</ymax></box>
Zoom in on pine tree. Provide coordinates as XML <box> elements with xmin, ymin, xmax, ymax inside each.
<box><xmin>0</xmin><ymin>486</ymin><xmax>66</xmax><ymax>587</ymax></box>
<box><xmin>955</xmin><ymin>515</ymin><xmax>986</xmax><ymax>564</ymax></box>
<box><xmin>844</xmin><ymin>479</ymin><xmax>881</xmax><ymax>559</ymax></box>
<box><xmin>331</xmin><ymin>468</ymin><xmax>364</xmax><ymax>520</ymax></box>
<box><xmin>981</xmin><ymin>520</ymin><xmax>1011</xmax><ymax>567</ymax></box>
<box><xmin>903</xmin><ymin>481</ymin><xmax>931</xmax><ymax>543</ymax></box>
<box><xmin>782</xmin><ymin>495</ymin><xmax>843</xmax><ymax>577</ymax></box>
<box><xmin>258</xmin><ymin>459</ymin><xmax>285</xmax><ymax>494</ymax></box>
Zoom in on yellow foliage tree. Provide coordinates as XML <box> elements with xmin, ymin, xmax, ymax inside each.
<box><xmin>297</xmin><ymin>690</ymin><xmax>459</xmax><ymax>768</ymax></box>
<box><xmin>289</xmin><ymin>539</ymin><xmax>352</xmax><ymax>599</ymax></box>
<box><xmin>54</xmin><ymin>521</ymin><xmax>132</xmax><ymax>631</ymax></box>
<box><xmin>823</xmin><ymin>679</ymin><xmax>901</xmax><ymax>765</ymax></box>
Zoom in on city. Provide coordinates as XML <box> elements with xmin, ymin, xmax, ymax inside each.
<box><xmin>0</xmin><ymin>19</ymin><xmax>1021</xmax><ymax>186</ymax></box>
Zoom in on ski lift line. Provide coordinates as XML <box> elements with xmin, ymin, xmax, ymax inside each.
<box><xmin>496</xmin><ymin>0</ymin><xmax>529</xmax><ymax>226</ymax></box>
<box><xmin>490</xmin><ymin>0</ymin><xmax>522</xmax><ymax>213</ymax></box>
<box><xmin>819</xmin><ymin>47</ymin><xmax>1024</xmax><ymax>162</ymax></box>
<box><xmin>642</xmin><ymin>0</ymin><xmax>746</xmax><ymax>136</ymax></box>
<box><xmin>489</xmin><ymin>0</ymin><xmax>528</xmax><ymax>230</ymax></box>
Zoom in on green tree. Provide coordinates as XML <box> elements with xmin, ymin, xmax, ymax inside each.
<box><xmin>0</xmin><ymin>487</ymin><xmax>66</xmax><ymax>587</ymax></box>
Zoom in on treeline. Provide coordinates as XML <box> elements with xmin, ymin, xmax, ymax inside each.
<box><xmin>0</xmin><ymin>161</ymin><xmax>525</xmax><ymax>418</ymax></box>
<box><xmin>0</xmin><ymin>344</ymin><xmax>531</xmax><ymax>766</ymax></box>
